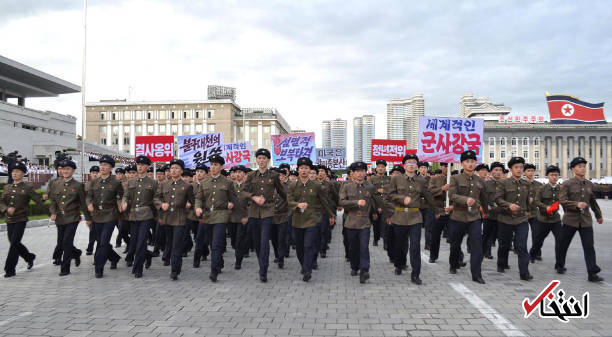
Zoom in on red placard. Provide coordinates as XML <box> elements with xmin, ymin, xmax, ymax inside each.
<box><xmin>135</xmin><ymin>136</ymin><xmax>175</xmax><ymax>162</ymax></box>
<box><xmin>371</xmin><ymin>139</ymin><xmax>407</xmax><ymax>162</ymax></box>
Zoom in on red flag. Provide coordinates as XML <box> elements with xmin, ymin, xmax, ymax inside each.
<box><xmin>546</xmin><ymin>93</ymin><xmax>605</xmax><ymax>124</ymax></box>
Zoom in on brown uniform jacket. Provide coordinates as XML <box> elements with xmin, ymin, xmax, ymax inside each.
<box><xmin>288</xmin><ymin>179</ymin><xmax>335</xmax><ymax>229</ymax></box>
<box><xmin>495</xmin><ymin>177</ymin><xmax>532</xmax><ymax>225</ymax></box>
<box><xmin>448</xmin><ymin>172</ymin><xmax>488</xmax><ymax>223</ymax></box>
<box><xmin>86</xmin><ymin>176</ymin><xmax>124</xmax><ymax>223</ymax></box>
<box><xmin>230</xmin><ymin>181</ymin><xmax>249</xmax><ymax>223</ymax></box>
<box><xmin>195</xmin><ymin>175</ymin><xmax>237</xmax><ymax>224</ymax></box>
<box><xmin>49</xmin><ymin>178</ymin><xmax>90</xmax><ymax>225</ymax></box>
<box><xmin>155</xmin><ymin>178</ymin><xmax>195</xmax><ymax>226</ymax></box>
<box><xmin>385</xmin><ymin>174</ymin><xmax>435</xmax><ymax>226</ymax></box>
<box><xmin>535</xmin><ymin>183</ymin><xmax>561</xmax><ymax>223</ymax></box>
<box><xmin>429</xmin><ymin>175</ymin><xmax>448</xmax><ymax>216</ymax></box>
<box><xmin>525</xmin><ymin>179</ymin><xmax>542</xmax><ymax>218</ymax></box>
<box><xmin>559</xmin><ymin>177</ymin><xmax>602</xmax><ymax>227</ymax></box>
<box><xmin>339</xmin><ymin>180</ymin><xmax>380</xmax><ymax>229</ymax></box>
<box><xmin>483</xmin><ymin>179</ymin><xmax>502</xmax><ymax>221</ymax></box>
<box><xmin>122</xmin><ymin>176</ymin><xmax>159</xmax><ymax>222</ymax></box>
<box><xmin>241</xmin><ymin>169</ymin><xmax>287</xmax><ymax>219</ymax></box>
<box><xmin>0</xmin><ymin>181</ymin><xmax>45</xmax><ymax>224</ymax></box>
<box><xmin>273</xmin><ymin>181</ymin><xmax>290</xmax><ymax>224</ymax></box>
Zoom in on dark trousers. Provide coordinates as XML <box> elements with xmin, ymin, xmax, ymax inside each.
<box><xmin>295</xmin><ymin>226</ymin><xmax>318</xmax><ymax>275</ymax></box>
<box><xmin>482</xmin><ymin>219</ymin><xmax>498</xmax><ymax>257</ymax></box>
<box><xmin>530</xmin><ymin>221</ymin><xmax>561</xmax><ymax>260</ymax></box>
<box><xmin>497</xmin><ymin>222</ymin><xmax>530</xmax><ymax>276</ymax></box>
<box><xmin>163</xmin><ymin>225</ymin><xmax>186</xmax><ymax>274</ymax></box>
<box><xmin>449</xmin><ymin>219</ymin><xmax>483</xmax><ymax>277</ymax></box>
<box><xmin>234</xmin><ymin>222</ymin><xmax>250</xmax><ymax>265</ymax></box>
<box><xmin>53</xmin><ymin>224</ymin><xmax>82</xmax><ymax>263</ymax></box>
<box><xmin>385</xmin><ymin>224</ymin><xmax>395</xmax><ymax>260</ymax></box>
<box><xmin>270</xmin><ymin>221</ymin><xmax>287</xmax><ymax>263</ymax></box>
<box><xmin>87</xmin><ymin>223</ymin><xmax>97</xmax><ymax>252</ymax></box>
<box><xmin>429</xmin><ymin>215</ymin><xmax>450</xmax><ymax>261</ymax></box>
<box><xmin>193</xmin><ymin>222</ymin><xmax>211</xmax><ymax>263</ymax></box>
<box><xmin>58</xmin><ymin>222</ymin><xmax>80</xmax><ymax>273</ymax></box>
<box><xmin>115</xmin><ymin>219</ymin><xmax>130</xmax><ymax>247</ymax></box>
<box><xmin>131</xmin><ymin>219</ymin><xmax>154</xmax><ymax>273</ymax></box>
<box><xmin>93</xmin><ymin>221</ymin><xmax>121</xmax><ymax>274</ymax></box>
<box><xmin>125</xmin><ymin>221</ymin><xmax>136</xmax><ymax>262</ymax></box>
<box><xmin>392</xmin><ymin>224</ymin><xmax>421</xmax><ymax>277</ymax></box>
<box><xmin>342</xmin><ymin>226</ymin><xmax>350</xmax><ymax>259</ymax></box>
<box><xmin>209</xmin><ymin>223</ymin><xmax>226</xmax><ymax>273</ymax></box>
<box><xmin>346</xmin><ymin>228</ymin><xmax>370</xmax><ymax>273</ymax></box>
<box><xmin>4</xmin><ymin>221</ymin><xmax>35</xmax><ymax>273</ymax></box>
<box><xmin>555</xmin><ymin>224</ymin><xmax>600</xmax><ymax>276</ymax></box>
<box><xmin>317</xmin><ymin>215</ymin><xmax>330</xmax><ymax>254</ymax></box>
<box><xmin>528</xmin><ymin>217</ymin><xmax>538</xmax><ymax>251</ymax></box>
<box><xmin>250</xmin><ymin>216</ymin><xmax>273</xmax><ymax>276</ymax></box>
<box><xmin>227</xmin><ymin>222</ymin><xmax>238</xmax><ymax>249</ymax></box>
<box><xmin>183</xmin><ymin>219</ymin><xmax>197</xmax><ymax>254</ymax></box>
<box><xmin>421</xmin><ymin>209</ymin><xmax>434</xmax><ymax>248</ymax></box>
<box><xmin>372</xmin><ymin>214</ymin><xmax>382</xmax><ymax>243</ymax></box>
<box><xmin>153</xmin><ymin>221</ymin><xmax>165</xmax><ymax>252</ymax></box>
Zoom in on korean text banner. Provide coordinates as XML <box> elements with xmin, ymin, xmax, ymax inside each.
<box><xmin>316</xmin><ymin>148</ymin><xmax>346</xmax><ymax>170</ymax></box>
<box><xmin>135</xmin><ymin>136</ymin><xmax>174</xmax><ymax>162</ymax></box>
<box><xmin>223</xmin><ymin>141</ymin><xmax>251</xmax><ymax>168</ymax></box>
<box><xmin>271</xmin><ymin>132</ymin><xmax>315</xmax><ymax>165</ymax></box>
<box><xmin>417</xmin><ymin>116</ymin><xmax>483</xmax><ymax>163</ymax></box>
<box><xmin>371</xmin><ymin>139</ymin><xmax>407</xmax><ymax>163</ymax></box>
<box><xmin>178</xmin><ymin>133</ymin><xmax>224</xmax><ymax>169</ymax></box>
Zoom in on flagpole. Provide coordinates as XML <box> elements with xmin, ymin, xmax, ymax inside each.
<box><xmin>80</xmin><ymin>0</ymin><xmax>88</xmax><ymax>181</ymax></box>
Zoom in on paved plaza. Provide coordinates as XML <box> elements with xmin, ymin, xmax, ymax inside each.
<box><xmin>1</xmin><ymin>201</ymin><xmax>611</xmax><ymax>337</ymax></box>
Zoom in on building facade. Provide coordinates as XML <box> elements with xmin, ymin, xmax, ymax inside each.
<box><xmin>483</xmin><ymin>122</ymin><xmax>612</xmax><ymax>179</ymax></box>
<box><xmin>0</xmin><ymin>55</ymin><xmax>80</xmax><ymax>166</ymax></box>
<box><xmin>386</xmin><ymin>94</ymin><xmax>424</xmax><ymax>149</ymax></box>
<box><xmin>85</xmin><ymin>100</ymin><xmax>290</xmax><ymax>156</ymax></box>
<box><xmin>460</xmin><ymin>93</ymin><xmax>511</xmax><ymax>121</ymax></box>
<box><xmin>321</xmin><ymin>118</ymin><xmax>347</xmax><ymax>149</ymax></box>
<box><xmin>353</xmin><ymin>115</ymin><xmax>375</xmax><ymax>162</ymax></box>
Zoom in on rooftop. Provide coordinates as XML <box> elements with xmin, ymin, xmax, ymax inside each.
<box><xmin>0</xmin><ymin>55</ymin><xmax>80</xmax><ymax>98</ymax></box>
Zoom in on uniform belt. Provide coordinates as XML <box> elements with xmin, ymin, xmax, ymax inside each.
<box><xmin>98</xmin><ymin>204</ymin><xmax>116</xmax><ymax>210</ymax></box>
<box><xmin>59</xmin><ymin>210</ymin><xmax>80</xmax><ymax>216</ymax></box>
<box><xmin>394</xmin><ymin>207</ymin><xmax>419</xmax><ymax>213</ymax></box>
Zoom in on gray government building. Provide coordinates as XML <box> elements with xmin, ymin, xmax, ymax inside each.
<box><xmin>461</xmin><ymin>94</ymin><xmax>612</xmax><ymax>179</ymax></box>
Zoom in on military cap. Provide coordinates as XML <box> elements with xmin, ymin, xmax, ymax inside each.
<box><xmin>89</xmin><ymin>165</ymin><xmax>100</xmax><ymax>173</ymax></box>
<box><xmin>508</xmin><ymin>156</ymin><xmax>525</xmax><ymax>168</ymax></box>
<box><xmin>169</xmin><ymin>159</ymin><xmax>185</xmax><ymax>170</ymax></box>
<box><xmin>402</xmin><ymin>154</ymin><xmax>419</xmax><ymax>164</ymax></box>
<box><xmin>99</xmin><ymin>155</ymin><xmax>115</xmax><ymax>167</ymax></box>
<box><xmin>297</xmin><ymin>157</ymin><xmax>313</xmax><ymax>168</ymax></box>
<box><xmin>255</xmin><ymin>148</ymin><xmax>271</xmax><ymax>158</ymax></box>
<box><xmin>376</xmin><ymin>159</ymin><xmax>387</xmax><ymax>166</ymax></box>
<box><xmin>460</xmin><ymin>150</ymin><xmax>477</xmax><ymax>162</ymax></box>
<box><xmin>570</xmin><ymin>157</ymin><xmax>587</xmax><ymax>169</ymax></box>
<box><xmin>58</xmin><ymin>159</ymin><xmax>77</xmax><ymax>170</ymax></box>
<box><xmin>136</xmin><ymin>155</ymin><xmax>151</xmax><ymax>165</ymax></box>
<box><xmin>209</xmin><ymin>154</ymin><xmax>225</xmax><ymax>165</ymax></box>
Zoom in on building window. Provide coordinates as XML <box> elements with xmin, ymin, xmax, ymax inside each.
<box><xmin>207</xmin><ymin>124</ymin><xmax>215</xmax><ymax>132</ymax></box>
<box><xmin>534</xmin><ymin>150</ymin><xmax>540</xmax><ymax>159</ymax></box>
<box><xmin>500</xmin><ymin>150</ymin><xmax>506</xmax><ymax>159</ymax></box>
<box><xmin>522</xmin><ymin>137</ymin><xmax>529</xmax><ymax>146</ymax></box>
<box><xmin>147</xmin><ymin>125</ymin><xmax>154</xmax><ymax>135</ymax></box>
<box><xmin>159</xmin><ymin>111</ymin><xmax>167</xmax><ymax>120</ymax></box>
<box><xmin>207</xmin><ymin>110</ymin><xmax>214</xmax><ymax>119</ymax></box>
<box><xmin>101</xmin><ymin>138</ymin><xmax>107</xmax><ymax>145</ymax></box>
<box><xmin>147</xmin><ymin>111</ymin><xmax>153</xmax><ymax>120</ymax></box>
<box><xmin>488</xmin><ymin>137</ymin><xmax>495</xmax><ymax>146</ymax></box>
<box><xmin>123</xmin><ymin>137</ymin><xmax>129</xmax><ymax>145</ymax></box>
<box><xmin>183</xmin><ymin>110</ymin><xmax>191</xmax><ymax>119</ymax></box>
<box><xmin>136</xmin><ymin>125</ymin><xmax>142</xmax><ymax>136</ymax></box>
<box><xmin>523</xmin><ymin>150</ymin><xmax>529</xmax><ymax>158</ymax></box>
<box><xmin>195</xmin><ymin>124</ymin><xmax>203</xmax><ymax>133</ymax></box>
<box><xmin>100</xmin><ymin>112</ymin><xmax>106</xmax><ymax>120</ymax></box>
<box><xmin>533</xmin><ymin>137</ymin><xmax>540</xmax><ymax>146</ymax></box>
<box><xmin>171</xmin><ymin>111</ymin><xmax>178</xmax><ymax>119</ymax></box>
<box><xmin>159</xmin><ymin>125</ymin><xmax>166</xmax><ymax>134</ymax></box>
<box><xmin>195</xmin><ymin>110</ymin><xmax>202</xmax><ymax>119</ymax></box>
<box><xmin>511</xmin><ymin>149</ymin><xmax>518</xmax><ymax>157</ymax></box>
<box><xmin>489</xmin><ymin>151</ymin><xmax>495</xmax><ymax>159</ymax></box>
<box><xmin>124</xmin><ymin>111</ymin><xmax>131</xmax><ymax>120</ymax></box>
<box><xmin>135</xmin><ymin>111</ymin><xmax>143</xmax><ymax>120</ymax></box>
<box><xmin>511</xmin><ymin>137</ymin><xmax>517</xmax><ymax>146</ymax></box>
<box><xmin>183</xmin><ymin>124</ymin><xmax>191</xmax><ymax>134</ymax></box>
<box><xmin>171</xmin><ymin>124</ymin><xmax>178</xmax><ymax>135</ymax></box>
<box><xmin>500</xmin><ymin>137</ymin><xmax>506</xmax><ymax>146</ymax></box>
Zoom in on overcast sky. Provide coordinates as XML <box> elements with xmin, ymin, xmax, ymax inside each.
<box><xmin>1</xmin><ymin>0</ymin><xmax>611</xmax><ymax>160</ymax></box>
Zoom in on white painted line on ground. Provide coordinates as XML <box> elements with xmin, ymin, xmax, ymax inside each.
<box><xmin>449</xmin><ymin>282</ymin><xmax>526</xmax><ymax>337</ymax></box>
<box><xmin>0</xmin><ymin>311</ymin><xmax>32</xmax><ymax>327</ymax></box>
<box><xmin>16</xmin><ymin>263</ymin><xmax>48</xmax><ymax>273</ymax></box>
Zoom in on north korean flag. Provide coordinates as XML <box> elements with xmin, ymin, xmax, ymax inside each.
<box><xmin>546</xmin><ymin>93</ymin><xmax>606</xmax><ymax>124</ymax></box>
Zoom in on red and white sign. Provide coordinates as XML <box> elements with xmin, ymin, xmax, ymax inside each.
<box><xmin>135</xmin><ymin>136</ymin><xmax>175</xmax><ymax>162</ymax></box>
<box><xmin>499</xmin><ymin>115</ymin><xmax>546</xmax><ymax>123</ymax></box>
<box><xmin>371</xmin><ymin>139</ymin><xmax>406</xmax><ymax>163</ymax></box>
